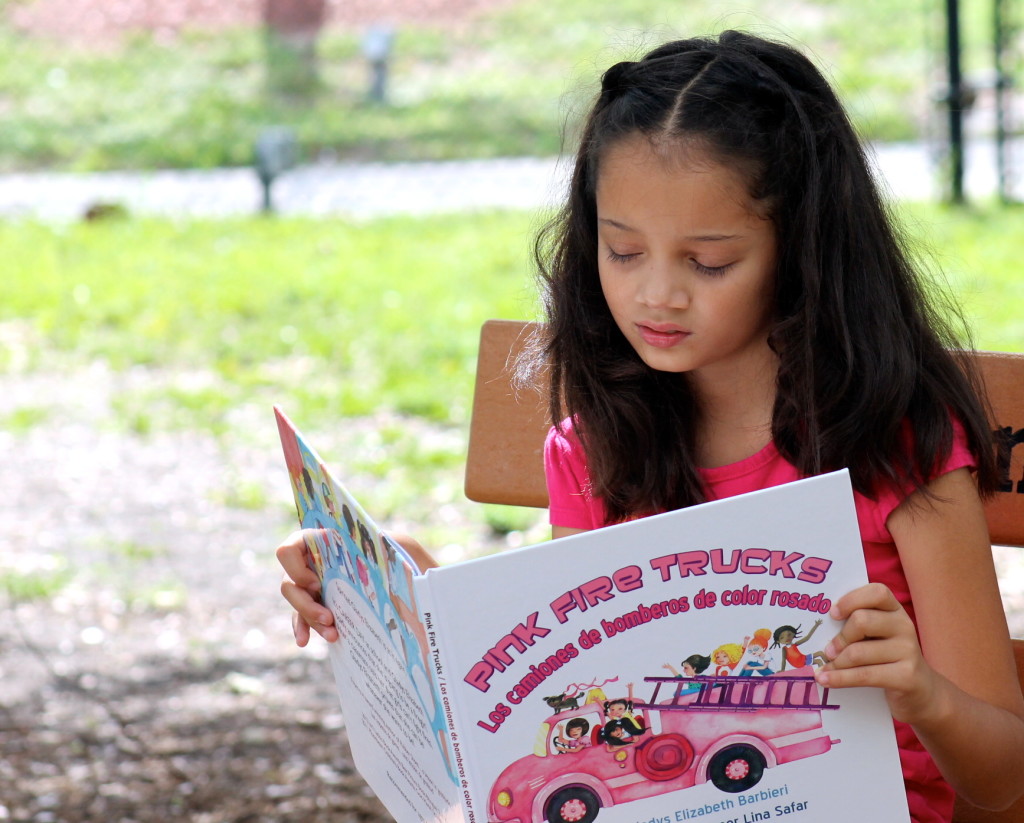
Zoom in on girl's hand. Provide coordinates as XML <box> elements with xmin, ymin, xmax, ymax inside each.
<box><xmin>277</xmin><ymin>529</ymin><xmax>339</xmax><ymax>646</ymax></box>
<box><xmin>816</xmin><ymin>582</ymin><xmax>940</xmax><ymax>725</ymax></box>
<box><xmin>276</xmin><ymin>529</ymin><xmax>437</xmax><ymax>647</ymax></box>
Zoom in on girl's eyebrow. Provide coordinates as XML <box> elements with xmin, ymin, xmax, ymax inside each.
<box><xmin>598</xmin><ymin>217</ymin><xmax>636</xmax><ymax>231</ymax></box>
<box><xmin>598</xmin><ymin>217</ymin><xmax>741</xmax><ymax>243</ymax></box>
<box><xmin>685</xmin><ymin>234</ymin><xmax>741</xmax><ymax>242</ymax></box>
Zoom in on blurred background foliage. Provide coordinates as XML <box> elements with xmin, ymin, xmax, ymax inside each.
<box><xmin>0</xmin><ymin>0</ymin><xmax>1016</xmax><ymax>171</ymax></box>
<box><xmin>0</xmin><ymin>0</ymin><xmax>1021</xmax><ymax>444</ymax></box>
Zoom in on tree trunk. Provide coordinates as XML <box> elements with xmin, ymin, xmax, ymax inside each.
<box><xmin>263</xmin><ymin>0</ymin><xmax>327</xmax><ymax>98</ymax></box>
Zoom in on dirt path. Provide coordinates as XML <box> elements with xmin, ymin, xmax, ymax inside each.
<box><xmin>1</xmin><ymin>356</ymin><xmax>1021</xmax><ymax>823</ymax></box>
<box><xmin>0</xmin><ymin>363</ymin><xmax>512</xmax><ymax>821</ymax></box>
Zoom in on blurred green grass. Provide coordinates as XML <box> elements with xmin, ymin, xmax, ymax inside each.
<box><xmin>910</xmin><ymin>204</ymin><xmax>1024</xmax><ymax>351</ymax></box>
<box><xmin>0</xmin><ymin>211</ymin><xmax>540</xmax><ymax>430</ymax></box>
<box><xmin>0</xmin><ymin>203</ymin><xmax>1020</xmax><ymax>435</ymax></box>
<box><xmin>0</xmin><ymin>202</ymin><xmax>1018</xmax><ymax>552</ymax></box>
<box><xmin>0</xmin><ymin>0</ymin><xmax>1002</xmax><ymax>171</ymax></box>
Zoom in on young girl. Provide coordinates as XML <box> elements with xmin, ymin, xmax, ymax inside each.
<box><xmin>278</xmin><ymin>30</ymin><xmax>1024</xmax><ymax>820</ymax></box>
<box><xmin>554</xmin><ymin>717</ymin><xmax>591</xmax><ymax>753</ymax></box>
<box><xmin>772</xmin><ymin>619</ymin><xmax>827</xmax><ymax>671</ymax></box>
<box><xmin>662</xmin><ymin>652</ymin><xmax>711</xmax><ymax>679</ymax></box>
<box><xmin>736</xmin><ymin>629</ymin><xmax>775</xmax><ymax>677</ymax></box>
<box><xmin>598</xmin><ymin>683</ymin><xmax>645</xmax><ymax>747</ymax></box>
<box><xmin>710</xmin><ymin>642</ymin><xmax>744</xmax><ymax>676</ymax></box>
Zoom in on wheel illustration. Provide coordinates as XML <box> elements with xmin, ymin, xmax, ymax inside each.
<box><xmin>707</xmin><ymin>744</ymin><xmax>766</xmax><ymax>793</ymax></box>
<box><xmin>635</xmin><ymin>733</ymin><xmax>694</xmax><ymax>781</ymax></box>
<box><xmin>545</xmin><ymin>786</ymin><xmax>601</xmax><ymax>823</ymax></box>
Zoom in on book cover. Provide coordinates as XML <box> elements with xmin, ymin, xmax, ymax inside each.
<box><xmin>275</xmin><ymin>407</ymin><xmax>462</xmax><ymax>823</ymax></box>
<box><xmin>275</xmin><ymin>407</ymin><xmax>911</xmax><ymax>823</ymax></box>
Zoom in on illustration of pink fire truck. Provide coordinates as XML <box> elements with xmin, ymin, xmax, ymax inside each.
<box><xmin>487</xmin><ymin>667</ymin><xmax>840</xmax><ymax>823</ymax></box>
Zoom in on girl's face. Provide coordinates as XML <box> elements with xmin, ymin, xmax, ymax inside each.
<box><xmin>714</xmin><ymin>650</ymin><xmax>730</xmax><ymax>665</ymax></box>
<box><xmin>595</xmin><ymin>137</ymin><xmax>777</xmax><ymax>389</ymax></box>
<box><xmin>778</xmin><ymin>629</ymin><xmax>796</xmax><ymax>645</ymax></box>
<box><xmin>568</xmin><ymin>727</ymin><xmax>583</xmax><ymax>739</ymax></box>
<box><xmin>682</xmin><ymin>662</ymin><xmax>696</xmax><ymax>677</ymax></box>
<box><xmin>607</xmin><ymin>702</ymin><xmax>626</xmax><ymax>719</ymax></box>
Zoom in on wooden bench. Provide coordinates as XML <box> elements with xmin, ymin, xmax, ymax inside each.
<box><xmin>465</xmin><ymin>319</ymin><xmax>1024</xmax><ymax>823</ymax></box>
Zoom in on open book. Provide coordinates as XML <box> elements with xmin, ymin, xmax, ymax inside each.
<box><xmin>275</xmin><ymin>406</ymin><xmax>910</xmax><ymax>823</ymax></box>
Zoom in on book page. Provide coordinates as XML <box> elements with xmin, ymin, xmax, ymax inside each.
<box><xmin>422</xmin><ymin>471</ymin><xmax>910</xmax><ymax>823</ymax></box>
<box><xmin>275</xmin><ymin>408</ymin><xmax>462</xmax><ymax>823</ymax></box>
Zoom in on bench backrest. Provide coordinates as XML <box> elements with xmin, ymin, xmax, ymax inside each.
<box><xmin>465</xmin><ymin>318</ymin><xmax>1024</xmax><ymax>823</ymax></box>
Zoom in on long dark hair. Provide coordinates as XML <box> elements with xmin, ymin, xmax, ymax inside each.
<box><xmin>682</xmin><ymin>653</ymin><xmax>712</xmax><ymax>674</ymax></box>
<box><xmin>535</xmin><ymin>30</ymin><xmax>998</xmax><ymax>523</ymax></box>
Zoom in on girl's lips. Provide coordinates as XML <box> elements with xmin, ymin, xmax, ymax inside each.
<box><xmin>637</xmin><ymin>323</ymin><xmax>691</xmax><ymax>348</ymax></box>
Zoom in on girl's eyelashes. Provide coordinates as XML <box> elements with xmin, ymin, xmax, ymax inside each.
<box><xmin>606</xmin><ymin>249</ymin><xmax>639</xmax><ymax>263</ymax></box>
<box><xmin>603</xmin><ymin>243</ymin><xmax>736</xmax><ymax>276</ymax></box>
<box><xmin>693</xmin><ymin>261</ymin><xmax>734</xmax><ymax>277</ymax></box>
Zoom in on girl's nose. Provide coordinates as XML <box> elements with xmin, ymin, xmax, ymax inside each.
<box><xmin>637</xmin><ymin>263</ymin><xmax>689</xmax><ymax>309</ymax></box>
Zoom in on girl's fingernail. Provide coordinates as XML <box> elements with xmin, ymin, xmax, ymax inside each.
<box><xmin>824</xmin><ymin>641</ymin><xmax>836</xmax><ymax>659</ymax></box>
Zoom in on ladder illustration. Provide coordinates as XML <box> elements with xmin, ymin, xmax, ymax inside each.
<box><xmin>639</xmin><ymin>673</ymin><xmax>841</xmax><ymax>714</ymax></box>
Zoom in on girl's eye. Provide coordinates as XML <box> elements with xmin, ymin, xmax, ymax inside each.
<box><xmin>606</xmin><ymin>249</ymin><xmax>639</xmax><ymax>263</ymax></box>
<box><xmin>693</xmin><ymin>260</ymin><xmax>734</xmax><ymax>277</ymax></box>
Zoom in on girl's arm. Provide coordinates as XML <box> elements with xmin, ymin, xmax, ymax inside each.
<box><xmin>553</xmin><ymin>525</ymin><xmax>588</xmax><ymax>540</ymax></box>
<box><xmin>732</xmin><ymin>637</ymin><xmax>754</xmax><ymax>671</ymax></box>
<box><xmin>793</xmin><ymin>618</ymin><xmax>824</xmax><ymax>647</ymax></box>
<box><xmin>818</xmin><ymin>468</ymin><xmax>1024</xmax><ymax>810</ymax></box>
<box><xmin>277</xmin><ymin>529</ymin><xmax>437</xmax><ymax>646</ymax></box>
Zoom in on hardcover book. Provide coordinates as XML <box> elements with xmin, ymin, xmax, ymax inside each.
<box><xmin>275</xmin><ymin>406</ymin><xmax>911</xmax><ymax>823</ymax></box>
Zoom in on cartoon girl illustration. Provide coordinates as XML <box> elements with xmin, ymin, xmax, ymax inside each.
<box><xmin>354</xmin><ymin>551</ymin><xmax>370</xmax><ymax>588</ymax></box>
<box><xmin>358</xmin><ymin>522</ymin><xmax>379</xmax><ymax>566</ymax></box>
<box><xmin>342</xmin><ymin>504</ymin><xmax>357</xmax><ymax>545</ymax></box>
<box><xmin>710</xmin><ymin>643</ymin><xmax>744</xmax><ymax>676</ymax></box>
<box><xmin>662</xmin><ymin>653</ymin><xmax>711</xmax><ymax>679</ymax></box>
<box><xmin>737</xmin><ymin>629</ymin><xmax>775</xmax><ymax>677</ymax></box>
<box><xmin>320</xmin><ymin>477</ymin><xmax>338</xmax><ymax>521</ymax></box>
<box><xmin>554</xmin><ymin>718</ymin><xmax>591</xmax><ymax>753</ymax></box>
<box><xmin>602</xmin><ymin>724</ymin><xmax>635</xmax><ymax>749</ymax></box>
<box><xmin>302</xmin><ymin>466</ymin><xmax>333</xmax><ymax>520</ymax></box>
<box><xmin>598</xmin><ymin>683</ymin><xmax>645</xmax><ymax>748</ymax></box>
<box><xmin>772</xmin><ymin>620</ymin><xmax>827</xmax><ymax>671</ymax></box>
<box><xmin>327</xmin><ymin>530</ymin><xmax>355</xmax><ymax>583</ymax></box>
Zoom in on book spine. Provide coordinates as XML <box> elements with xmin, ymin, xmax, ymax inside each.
<box><xmin>414</xmin><ymin>575</ymin><xmax>483</xmax><ymax>823</ymax></box>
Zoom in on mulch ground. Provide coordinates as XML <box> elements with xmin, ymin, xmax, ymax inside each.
<box><xmin>0</xmin><ymin>362</ymin><xmax>508</xmax><ymax>822</ymax></box>
<box><xmin>1</xmin><ymin>361</ymin><xmax>1021</xmax><ymax>823</ymax></box>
